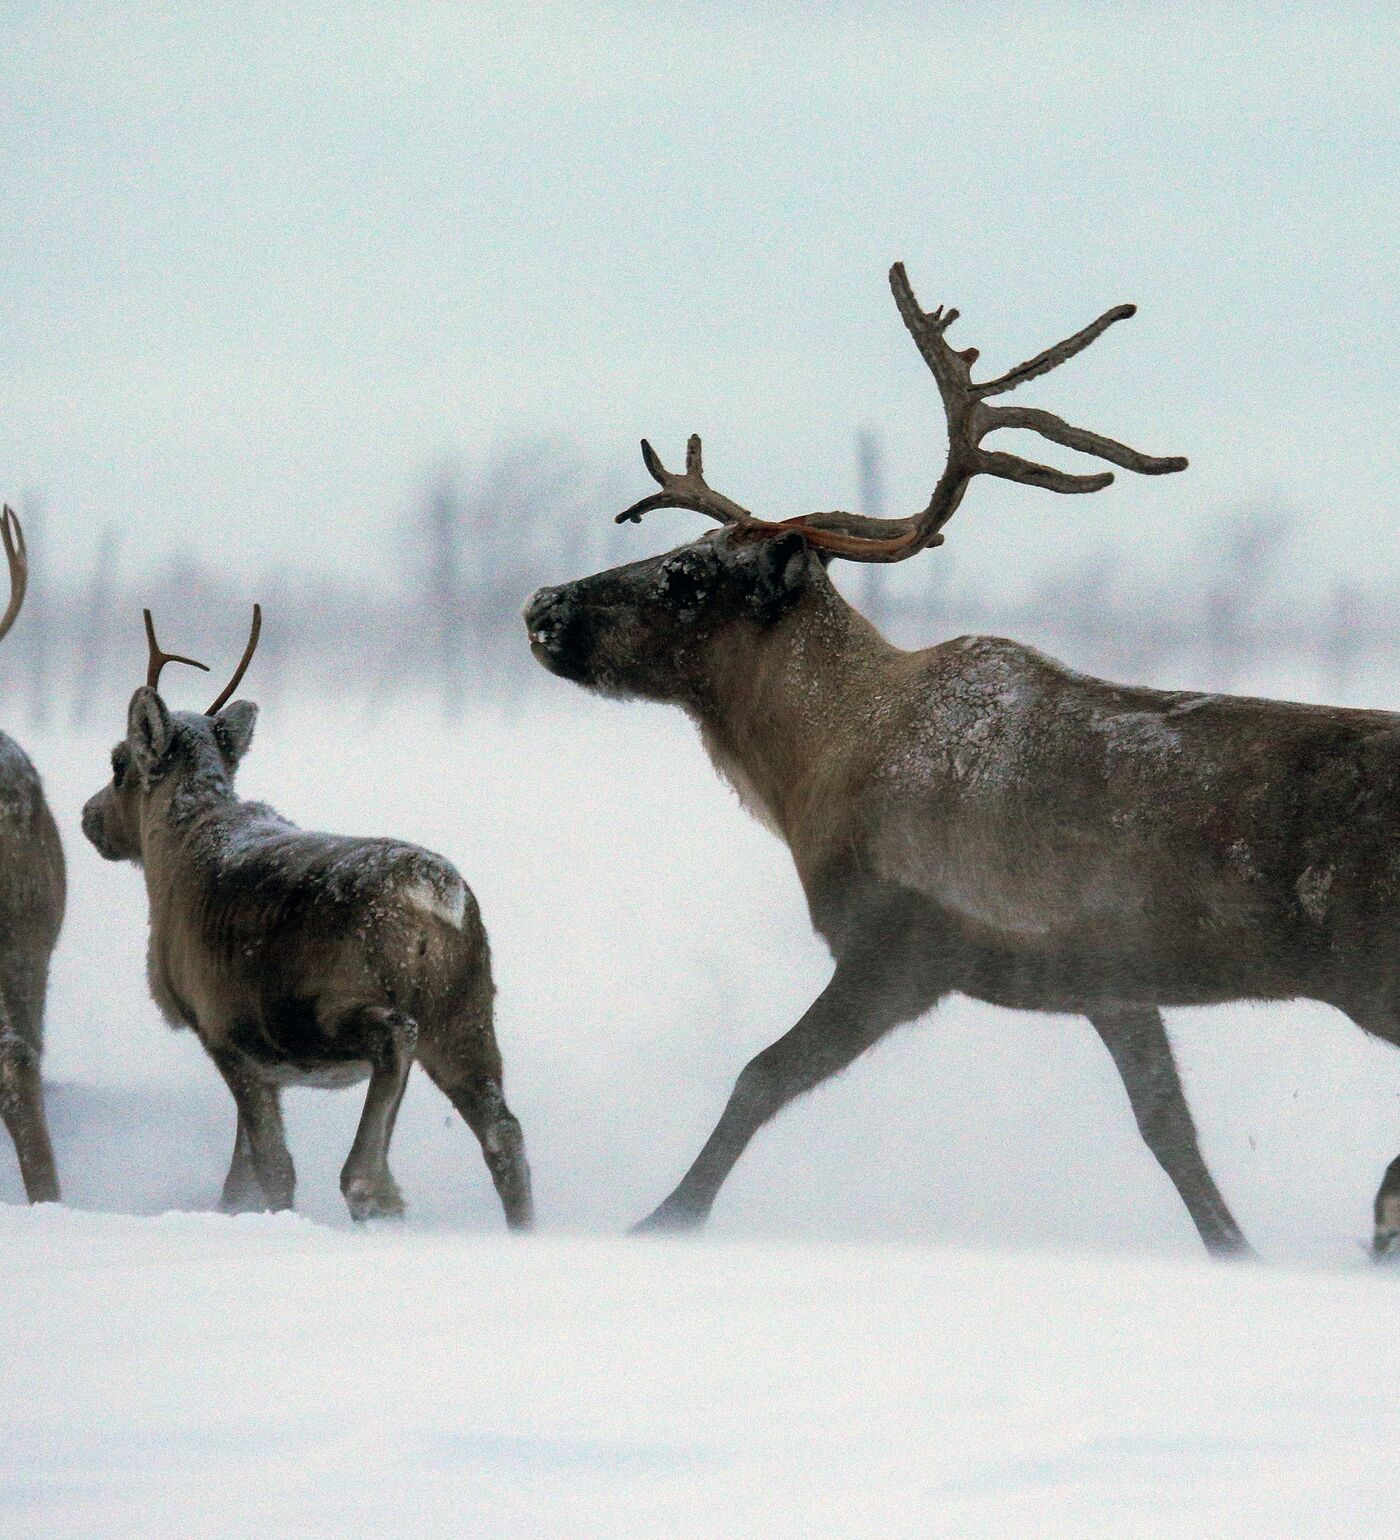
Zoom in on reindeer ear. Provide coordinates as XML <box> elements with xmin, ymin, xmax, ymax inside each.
<box><xmin>748</xmin><ymin>531</ymin><xmax>811</xmax><ymax>624</ymax></box>
<box><xmin>127</xmin><ymin>687</ymin><xmax>174</xmax><ymax>782</ymax></box>
<box><xmin>212</xmin><ymin>700</ymin><xmax>257</xmax><ymax>766</ymax></box>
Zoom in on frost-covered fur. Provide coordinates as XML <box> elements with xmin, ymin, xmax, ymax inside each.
<box><xmin>527</xmin><ymin>529</ymin><xmax>1400</xmax><ymax>1257</ymax></box>
<box><xmin>81</xmin><ymin>689</ymin><xmax>532</xmax><ymax>1226</ymax></box>
<box><xmin>0</xmin><ymin>732</ymin><xmax>64</xmax><ymax>1203</ymax></box>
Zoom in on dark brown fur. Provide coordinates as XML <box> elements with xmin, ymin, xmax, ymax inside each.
<box><xmin>82</xmin><ymin>689</ymin><xmax>532</xmax><ymax>1225</ymax></box>
<box><xmin>0</xmin><ymin>732</ymin><xmax>64</xmax><ymax>1202</ymax></box>
<box><xmin>527</xmin><ymin>530</ymin><xmax>1400</xmax><ymax>1256</ymax></box>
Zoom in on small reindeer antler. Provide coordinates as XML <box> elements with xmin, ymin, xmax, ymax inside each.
<box><xmin>205</xmin><ymin>605</ymin><xmax>262</xmax><ymax>715</ymax></box>
<box><xmin>0</xmin><ymin>505</ymin><xmax>27</xmax><ymax>644</ymax></box>
<box><xmin>142</xmin><ymin>604</ymin><xmax>262</xmax><ymax>710</ymax></box>
<box><xmin>144</xmin><ymin>609</ymin><xmax>210</xmax><ymax>694</ymax></box>
<box><xmin>615</xmin><ymin>263</ymin><xmax>1188</xmax><ymax>563</ymax></box>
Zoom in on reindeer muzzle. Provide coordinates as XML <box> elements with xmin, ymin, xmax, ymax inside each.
<box><xmin>80</xmin><ymin>793</ymin><xmax>118</xmax><ymax>861</ymax></box>
<box><xmin>524</xmin><ymin>585</ymin><xmax>596</xmax><ymax>682</ymax></box>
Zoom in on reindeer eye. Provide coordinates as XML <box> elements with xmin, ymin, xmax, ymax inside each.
<box><xmin>111</xmin><ymin>748</ymin><xmax>129</xmax><ymax>788</ymax></box>
<box><xmin>660</xmin><ymin>560</ymin><xmax>704</xmax><ymax>610</ymax></box>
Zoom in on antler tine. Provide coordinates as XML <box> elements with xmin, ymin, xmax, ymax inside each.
<box><xmin>205</xmin><ymin>604</ymin><xmax>262</xmax><ymax>715</ymax></box>
<box><xmin>978</xmin><ymin>452</ymin><xmax>1115</xmax><ymax>495</ymax></box>
<box><xmin>800</xmin><ymin>262</ymin><xmax>991</xmax><ymax>558</ymax></box>
<box><xmin>887</xmin><ymin>262</ymin><xmax>979</xmax><ymax>411</ymax></box>
<box><xmin>615</xmin><ymin>435</ymin><xmax>756</xmax><ymax>528</ymax></box>
<box><xmin>986</xmin><ymin>405</ymin><xmax>1189</xmax><ymax>480</ymax></box>
<box><xmin>0</xmin><ymin>505</ymin><xmax>28</xmax><ymax>644</ymax></box>
<box><xmin>143</xmin><ymin>609</ymin><xmax>211</xmax><ymax>694</ymax></box>
<box><xmin>973</xmin><ymin>304</ymin><xmax>1137</xmax><ymax>398</ymax></box>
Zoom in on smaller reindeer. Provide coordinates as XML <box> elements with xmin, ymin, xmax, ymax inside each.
<box><xmin>81</xmin><ymin>610</ymin><xmax>532</xmax><ymax>1226</ymax></box>
<box><xmin>0</xmin><ymin>506</ymin><xmax>65</xmax><ymax>1203</ymax></box>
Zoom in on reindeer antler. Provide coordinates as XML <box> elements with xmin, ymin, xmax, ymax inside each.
<box><xmin>615</xmin><ymin>264</ymin><xmax>1188</xmax><ymax>563</ymax></box>
<box><xmin>142</xmin><ymin>605</ymin><xmax>262</xmax><ymax>709</ymax></box>
<box><xmin>141</xmin><ymin>604</ymin><xmax>261</xmax><ymax>710</ymax></box>
<box><xmin>870</xmin><ymin>263</ymin><xmax>1187</xmax><ymax>556</ymax></box>
<box><xmin>205</xmin><ymin>604</ymin><xmax>262</xmax><ymax>714</ymax></box>
<box><xmin>144</xmin><ymin>609</ymin><xmax>210</xmax><ymax>694</ymax></box>
<box><xmin>616</xmin><ymin>435</ymin><xmax>757</xmax><ymax>529</ymax></box>
<box><xmin>0</xmin><ymin>505</ymin><xmax>28</xmax><ymax>644</ymax></box>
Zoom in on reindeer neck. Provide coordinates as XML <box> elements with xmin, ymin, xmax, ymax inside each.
<box><xmin>139</xmin><ymin>763</ymin><xmax>248</xmax><ymax>891</ymax></box>
<box><xmin>692</xmin><ymin>584</ymin><xmax>900</xmax><ymax>847</ymax></box>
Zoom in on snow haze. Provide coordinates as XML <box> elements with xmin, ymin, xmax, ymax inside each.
<box><xmin>2</xmin><ymin>2</ymin><xmax>1395</xmax><ymax>594</ymax></box>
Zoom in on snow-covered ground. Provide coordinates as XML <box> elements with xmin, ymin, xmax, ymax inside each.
<box><xmin>7</xmin><ymin>1208</ymin><xmax>1400</xmax><ymax>1538</ymax></box>
<box><xmin>5</xmin><ymin>681</ymin><xmax>1400</xmax><ymax>1535</ymax></box>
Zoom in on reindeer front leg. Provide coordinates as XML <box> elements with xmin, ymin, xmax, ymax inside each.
<box><xmin>208</xmin><ymin>1046</ymin><xmax>295</xmax><ymax>1211</ymax></box>
<box><xmin>339</xmin><ymin>1007</ymin><xmax>417</xmax><ymax>1222</ymax></box>
<box><xmin>636</xmin><ymin>924</ymin><xmax>946</xmax><ymax>1233</ymax></box>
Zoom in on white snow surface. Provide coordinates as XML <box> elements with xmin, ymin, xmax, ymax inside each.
<box><xmin>5</xmin><ymin>685</ymin><xmax>1400</xmax><ymax>1535</ymax></box>
<box><xmin>7</xmin><ymin>1207</ymin><xmax>1400</xmax><ymax>1539</ymax></box>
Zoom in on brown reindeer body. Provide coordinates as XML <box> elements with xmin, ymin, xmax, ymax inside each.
<box><xmin>141</xmin><ymin>806</ymin><xmax>491</xmax><ymax>1081</ymax></box>
<box><xmin>0</xmin><ymin>509</ymin><xmax>64</xmax><ymax>1203</ymax></box>
<box><xmin>83</xmin><ymin>628</ymin><xmax>532</xmax><ymax>1227</ymax></box>
<box><xmin>709</xmin><ymin>604</ymin><xmax>1400</xmax><ymax>1012</ymax></box>
<box><xmin>525</xmin><ymin>264</ymin><xmax>1400</xmax><ymax>1257</ymax></box>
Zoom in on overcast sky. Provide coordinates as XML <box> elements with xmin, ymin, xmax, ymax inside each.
<box><xmin>1</xmin><ymin>2</ymin><xmax>1394</xmax><ymax>598</ymax></box>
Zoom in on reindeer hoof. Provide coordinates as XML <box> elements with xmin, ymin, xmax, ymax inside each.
<box><xmin>630</xmin><ymin>1198</ymin><xmax>706</xmax><ymax>1235</ymax></box>
<box><xmin>1205</xmin><ymin>1231</ymin><xmax>1256</xmax><ymax>1262</ymax></box>
<box><xmin>219</xmin><ymin>1189</ymin><xmax>271</xmax><ymax>1216</ymax></box>
<box><xmin>344</xmin><ymin>1178</ymin><xmax>405</xmax><ymax>1223</ymax></box>
<box><xmin>1372</xmin><ymin>1229</ymin><xmax>1400</xmax><ymax>1263</ymax></box>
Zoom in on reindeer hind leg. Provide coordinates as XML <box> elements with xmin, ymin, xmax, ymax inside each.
<box><xmin>1331</xmin><ymin>998</ymin><xmax>1400</xmax><ymax>1260</ymax></box>
<box><xmin>418</xmin><ymin>1027</ymin><xmax>533</xmax><ymax>1231</ymax></box>
<box><xmin>0</xmin><ymin>963</ymin><xmax>59</xmax><ymax>1204</ymax></box>
<box><xmin>339</xmin><ymin>1006</ymin><xmax>418</xmax><ymax>1222</ymax></box>
<box><xmin>0</xmin><ymin>1027</ymin><xmax>58</xmax><ymax>1203</ymax></box>
<box><xmin>219</xmin><ymin>1110</ymin><xmax>272</xmax><ymax>1213</ymax></box>
<box><xmin>1087</xmin><ymin>1004</ymin><xmax>1251</xmax><ymax>1258</ymax></box>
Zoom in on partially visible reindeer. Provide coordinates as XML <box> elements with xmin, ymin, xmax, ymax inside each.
<box><xmin>82</xmin><ymin>610</ymin><xmax>532</xmax><ymax>1226</ymax></box>
<box><xmin>527</xmin><ymin>263</ymin><xmax>1400</xmax><ymax>1259</ymax></box>
<box><xmin>0</xmin><ymin>506</ymin><xmax>65</xmax><ymax>1203</ymax></box>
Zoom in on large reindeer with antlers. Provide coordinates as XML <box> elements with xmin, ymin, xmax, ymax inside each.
<box><xmin>0</xmin><ymin>506</ymin><xmax>65</xmax><ymax>1204</ymax></box>
<box><xmin>81</xmin><ymin>610</ymin><xmax>532</xmax><ymax>1226</ymax></box>
<box><xmin>528</xmin><ymin>263</ymin><xmax>1400</xmax><ymax>1259</ymax></box>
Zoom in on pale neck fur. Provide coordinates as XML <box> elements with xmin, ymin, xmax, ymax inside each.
<box><xmin>137</xmin><ymin>765</ymin><xmax>244</xmax><ymax>919</ymax></box>
<box><xmin>690</xmin><ymin>581</ymin><xmax>901</xmax><ymax>878</ymax></box>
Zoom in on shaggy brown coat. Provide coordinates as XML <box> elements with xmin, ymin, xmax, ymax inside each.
<box><xmin>83</xmin><ymin>689</ymin><xmax>532</xmax><ymax>1225</ymax></box>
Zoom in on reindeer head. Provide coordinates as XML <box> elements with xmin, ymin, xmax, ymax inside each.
<box><xmin>82</xmin><ymin>608</ymin><xmax>261</xmax><ymax>864</ymax></box>
<box><xmin>526</xmin><ymin>525</ymin><xmax>821</xmax><ymax>700</ymax></box>
<box><xmin>527</xmin><ymin>263</ymin><xmax>1186</xmax><ymax>697</ymax></box>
